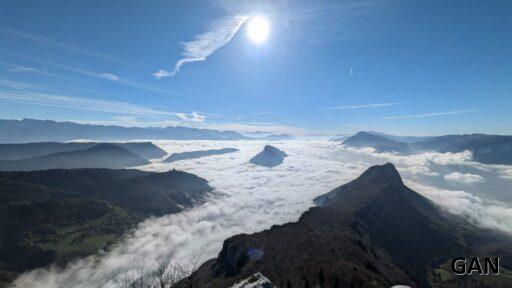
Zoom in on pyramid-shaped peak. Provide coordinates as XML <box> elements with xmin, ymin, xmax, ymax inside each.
<box><xmin>263</xmin><ymin>145</ymin><xmax>287</xmax><ymax>157</ymax></box>
<box><xmin>352</xmin><ymin>162</ymin><xmax>403</xmax><ymax>186</ymax></box>
<box><xmin>313</xmin><ymin>163</ymin><xmax>406</xmax><ymax>207</ymax></box>
<box><xmin>250</xmin><ymin>145</ymin><xmax>287</xmax><ymax>167</ymax></box>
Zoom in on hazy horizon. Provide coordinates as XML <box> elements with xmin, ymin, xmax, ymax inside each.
<box><xmin>3</xmin><ymin>117</ymin><xmax>512</xmax><ymax>138</ymax></box>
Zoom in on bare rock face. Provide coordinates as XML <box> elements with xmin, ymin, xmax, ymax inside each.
<box><xmin>249</xmin><ymin>145</ymin><xmax>287</xmax><ymax>167</ymax></box>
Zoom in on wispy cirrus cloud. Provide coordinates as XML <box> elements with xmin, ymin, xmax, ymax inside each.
<box><xmin>0</xmin><ymin>79</ymin><xmax>42</xmax><ymax>91</ymax></box>
<box><xmin>153</xmin><ymin>0</ymin><xmax>392</xmax><ymax>79</ymax></box>
<box><xmin>4</xmin><ymin>52</ymin><xmax>182</xmax><ymax>97</ymax></box>
<box><xmin>100</xmin><ymin>73</ymin><xmax>120</xmax><ymax>81</ymax></box>
<box><xmin>0</xmin><ymin>89</ymin><xmax>202</xmax><ymax>122</ymax></box>
<box><xmin>154</xmin><ymin>15</ymin><xmax>249</xmax><ymax>79</ymax></box>
<box><xmin>0</xmin><ymin>59</ymin><xmax>76</xmax><ymax>81</ymax></box>
<box><xmin>0</xmin><ymin>27</ymin><xmax>136</xmax><ymax>66</ymax></box>
<box><xmin>379</xmin><ymin>109</ymin><xmax>481</xmax><ymax>120</ymax></box>
<box><xmin>323</xmin><ymin>102</ymin><xmax>408</xmax><ymax>110</ymax></box>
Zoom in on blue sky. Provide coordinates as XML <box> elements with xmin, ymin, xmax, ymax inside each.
<box><xmin>0</xmin><ymin>0</ymin><xmax>511</xmax><ymax>136</ymax></box>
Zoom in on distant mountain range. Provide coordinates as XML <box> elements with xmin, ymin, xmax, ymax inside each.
<box><xmin>164</xmin><ymin>148</ymin><xmax>239</xmax><ymax>163</ymax></box>
<box><xmin>343</xmin><ymin>131</ymin><xmax>512</xmax><ymax>165</ymax></box>
<box><xmin>191</xmin><ymin>163</ymin><xmax>512</xmax><ymax>287</ymax></box>
<box><xmin>0</xmin><ymin>119</ymin><xmax>296</xmax><ymax>143</ymax></box>
<box><xmin>0</xmin><ymin>119</ymin><xmax>249</xmax><ymax>142</ymax></box>
<box><xmin>0</xmin><ymin>168</ymin><xmax>211</xmax><ymax>285</ymax></box>
<box><xmin>242</xmin><ymin>132</ymin><xmax>295</xmax><ymax>141</ymax></box>
<box><xmin>342</xmin><ymin>131</ymin><xmax>412</xmax><ymax>154</ymax></box>
<box><xmin>328</xmin><ymin>133</ymin><xmax>352</xmax><ymax>142</ymax></box>
<box><xmin>259</xmin><ymin>134</ymin><xmax>294</xmax><ymax>141</ymax></box>
<box><xmin>0</xmin><ymin>143</ymin><xmax>153</xmax><ymax>171</ymax></box>
<box><xmin>364</xmin><ymin>131</ymin><xmax>435</xmax><ymax>143</ymax></box>
<box><xmin>249</xmin><ymin>145</ymin><xmax>287</xmax><ymax>167</ymax></box>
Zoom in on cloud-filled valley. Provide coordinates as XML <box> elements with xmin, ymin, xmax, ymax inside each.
<box><xmin>11</xmin><ymin>140</ymin><xmax>512</xmax><ymax>288</ymax></box>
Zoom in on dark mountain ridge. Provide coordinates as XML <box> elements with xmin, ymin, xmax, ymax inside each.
<box><xmin>0</xmin><ymin>141</ymin><xmax>167</xmax><ymax>161</ymax></box>
<box><xmin>191</xmin><ymin>163</ymin><xmax>512</xmax><ymax>287</ymax></box>
<box><xmin>343</xmin><ymin>131</ymin><xmax>512</xmax><ymax>165</ymax></box>
<box><xmin>342</xmin><ymin>132</ymin><xmax>412</xmax><ymax>153</ymax></box>
<box><xmin>164</xmin><ymin>148</ymin><xmax>239</xmax><ymax>163</ymax></box>
<box><xmin>413</xmin><ymin>134</ymin><xmax>512</xmax><ymax>164</ymax></box>
<box><xmin>249</xmin><ymin>145</ymin><xmax>287</xmax><ymax>167</ymax></box>
<box><xmin>0</xmin><ymin>143</ymin><xmax>151</xmax><ymax>171</ymax></box>
<box><xmin>0</xmin><ymin>168</ymin><xmax>211</xmax><ymax>285</ymax></box>
<box><xmin>366</xmin><ymin>131</ymin><xmax>435</xmax><ymax>144</ymax></box>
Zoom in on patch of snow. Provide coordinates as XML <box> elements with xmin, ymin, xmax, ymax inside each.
<box><xmin>231</xmin><ymin>272</ymin><xmax>272</xmax><ymax>288</ymax></box>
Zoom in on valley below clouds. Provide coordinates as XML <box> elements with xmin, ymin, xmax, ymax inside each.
<box><xmin>12</xmin><ymin>140</ymin><xmax>512</xmax><ymax>288</ymax></box>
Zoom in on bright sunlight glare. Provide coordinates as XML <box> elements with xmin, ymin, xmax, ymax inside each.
<box><xmin>246</xmin><ymin>16</ymin><xmax>270</xmax><ymax>44</ymax></box>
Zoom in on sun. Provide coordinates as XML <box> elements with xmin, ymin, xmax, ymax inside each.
<box><xmin>246</xmin><ymin>16</ymin><xmax>270</xmax><ymax>44</ymax></box>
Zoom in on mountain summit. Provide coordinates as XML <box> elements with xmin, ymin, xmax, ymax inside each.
<box><xmin>342</xmin><ymin>131</ymin><xmax>411</xmax><ymax>153</ymax></box>
<box><xmin>249</xmin><ymin>145</ymin><xmax>287</xmax><ymax>167</ymax></box>
<box><xmin>191</xmin><ymin>163</ymin><xmax>512</xmax><ymax>288</ymax></box>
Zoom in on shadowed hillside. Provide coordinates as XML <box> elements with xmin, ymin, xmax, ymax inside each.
<box><xmin>0</xmin><ymin>143</ymin><xmax>150</xmax><ymax>171</ymax></box>
<box><xmin>0</xmin><ymin>142</ymin><xmax>167</xmax><ymax>161</ymax></box>
<box><xmin>191</xmin><ymin>163</ymin><xmax>512</xmax><ymax>288</ymax></box>
<box><xmin>0</xmin><ymin>168</ymin><xmax>211</xmax><ymax>285</ymax></box>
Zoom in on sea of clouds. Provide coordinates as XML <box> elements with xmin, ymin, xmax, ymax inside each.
<box><xmin>11</xmin><ymin>140</ymin><xmax>512</xmax><ymax>288</ymax></box>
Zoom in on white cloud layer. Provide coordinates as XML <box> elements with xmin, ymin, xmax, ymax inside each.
<box><xmin>154</xmin><ymin>15</ymin><xmax>249</xmax><ymax>78</ymax></box>
<box><xmin>444</xmin><ymin>172</ymin><xmax>485</xmax><ymax>185</ymax></box>
<box><xmin>11</xmin><ymin>140</ymin><xmax>512</xmax><ymax>288</ymax></box>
